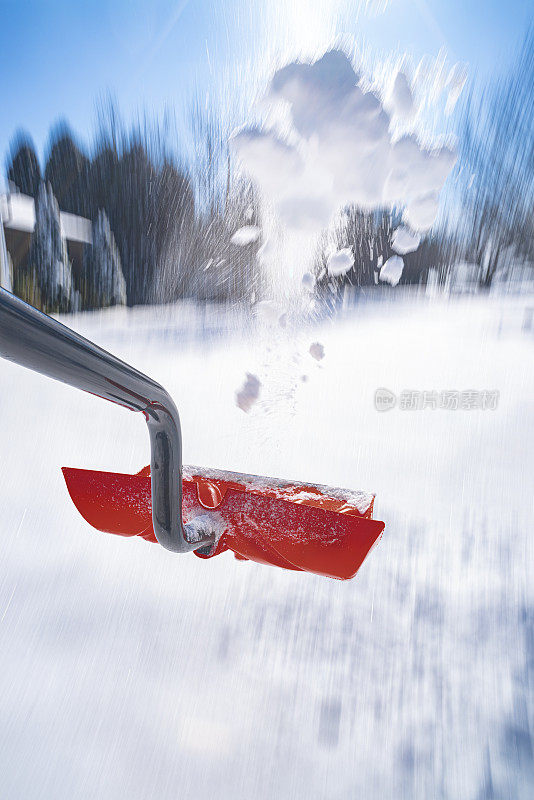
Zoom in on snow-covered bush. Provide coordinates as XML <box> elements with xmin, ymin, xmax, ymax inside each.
<box><xmin>29</xmin><ymin>182</ymin><xmax>73</xmax><ymax>311</ymax></box>
<box><xmin>83</xmin><ymin>210</ymin><xmax>126</xmax><ymax>308</ymax></box>
<box><xmin>0</xmin><ymin>223</ymin><xmax>13</xmax><ymax>292</ymax></box>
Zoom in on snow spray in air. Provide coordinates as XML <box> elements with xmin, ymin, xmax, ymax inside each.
<box><xmin>230</xmin><ymin>49</ymin><xmax>457</xmax><ymax>298</ymax></box>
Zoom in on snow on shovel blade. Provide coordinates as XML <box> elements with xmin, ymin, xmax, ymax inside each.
<box><xmin>62</xmin><ymin>466</ymin><xmax>385</xmax><ymax>580</ymax></box>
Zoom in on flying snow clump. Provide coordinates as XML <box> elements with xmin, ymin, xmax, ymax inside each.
<box><xmin>231</xmin><ymin>50</ymin><xmax>456</xmax><ymax>234</ymax></box>
<box><xmin>309</xmin><ymin>342</ymin><xmax>325</xmax><ymax>361</ymax></box>
<box><xmin>327</xmin><ymin>248</ymin><xmax>354</xmax><ymax>277</ymax></box>
<box><xmin>391</xmin><ymin>226</ymin><xmax>421</xmax><ymax>255</ymax></box>
<box><xmin>231</xmin><ymin>226</ymin><xmax>261</xmax><ymax>246</ymax></box>
<box><xmin>236</xmin><ymin>373</ymin><xmax>261</xmax><ymax>412</ymax></box>
<box><xmin>380</xmin><ymin>255</ymin><xmax>404</xmax><ymax>286</ymax></box>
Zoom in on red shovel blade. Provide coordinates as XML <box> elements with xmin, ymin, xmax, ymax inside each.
<box><xmin>62</xmin><ymin>466</ymin><xmax>384</xmax><ymax>580</ymax></box>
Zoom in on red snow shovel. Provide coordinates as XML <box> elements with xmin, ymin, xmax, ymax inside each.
<box><xmin>0</xmin><ymin>289</ymin><xmax>384</xmax><ymax>580</ymax></box>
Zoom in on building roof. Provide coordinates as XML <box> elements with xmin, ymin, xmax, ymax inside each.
<box><xmin>0</xmin><ymin>192</ymin><xmax>92</xmax><ymax>244</ymax></box>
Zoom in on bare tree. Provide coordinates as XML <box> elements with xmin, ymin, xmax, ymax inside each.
<box><xmin>185</xmin><ymin>96</ymin><xmax>263</xmax><ymax>303</ymax></box>
<box><xmin>458</xmin><ymin>30</ymin><xmax>534</xmax><ymax>286</ymax></box>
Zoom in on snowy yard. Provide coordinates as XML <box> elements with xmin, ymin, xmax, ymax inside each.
<box><xmin>0</xmin><ymin>294</ymin><xmax>533</xmax><ymax>799</ymax></box>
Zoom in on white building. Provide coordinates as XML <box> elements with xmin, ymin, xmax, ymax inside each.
<box><xmin>0</xmin><ymin>191</ymin><xmax>92</xmax><ymax>292</ymax></box>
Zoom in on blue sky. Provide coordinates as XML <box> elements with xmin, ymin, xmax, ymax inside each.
<box><xmin>0</xmin><ymin>0</ymin><xmax>531</xmax><ymax>165</ymax></box>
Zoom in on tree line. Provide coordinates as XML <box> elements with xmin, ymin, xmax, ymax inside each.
<box><xmin>4</xmin><ymin>31</ymin><xmax>532</xmax><ymax>312</ymax></box>
<box><xmin>5</xmin><ymin>102</ymin><xmax>262</xmax><ymax>311</ymax></box>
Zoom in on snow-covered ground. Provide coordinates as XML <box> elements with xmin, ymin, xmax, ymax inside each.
<box><xmin>0</xmin><ymin>293</ymin><xmax>533</xmax><ymax>799</ymax></box>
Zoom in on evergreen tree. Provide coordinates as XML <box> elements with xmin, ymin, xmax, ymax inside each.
<box><xmin>6</xmin><ymin>132</ymin><xmax>41</xmax><ymax>196</ymax></box>
<box><xmin>152</xmin><ymin>159</ymin><xmax>196</xmax><ymax>302</ymax></box>
<box><xmin>29</xmin><ymin>182</ymin><xmax>73</xmax><ymax>311</ymax></box>
<box><xmin>44</xmin><ymin>122</ymin><xmax>90</xmax><ymax>216</ymax></box>
<box><xmin>0</xmin><ymin>223</ymin><xmax>13</xmax><ymax>292</ymax></box>
<box><xmin>84</xmin><ymin>210</ymin><xmax>126</xmax><ymax>307</ymax></box>
<box><xmin>110</xmin><ymin>143</ymin><xmax>159</xmax><ymax>304</ymax></box>
<box><xmin>86</xmin><ymin>144</ymin><xmax>119</xmax><ymax>220</ymax></box>
<box><xmin>88</xmin><ymin>102</ymin><xmax>197</xmax><ymax>305</ymax></box>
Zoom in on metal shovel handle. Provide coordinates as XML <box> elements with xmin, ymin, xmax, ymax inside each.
<box><xmin>0</xmin><ymin>288</ymin><xmax>215</xmax><ymax>553</ymax></box>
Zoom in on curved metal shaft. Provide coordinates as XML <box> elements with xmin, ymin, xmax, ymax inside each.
<box><xmin>0</xmin><ymin>288</ymin><xmax>214</xmax><ymax>553</ymax></box>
